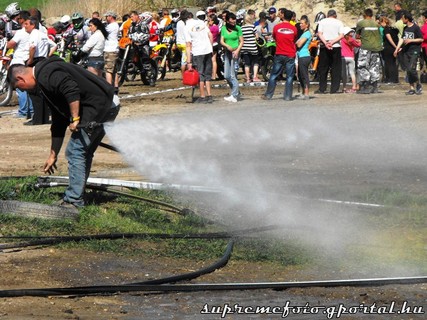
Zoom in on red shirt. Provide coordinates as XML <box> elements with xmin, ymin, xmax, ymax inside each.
<box><xmin>149</xmin><ymin>21</ymin><xmax>159</xmax><ymax>43</ymax></box>
<box><xmin>272</xmin><ymin>21</ymin><xmax>297</xmax><ymax>58</ymax></box>
<box><xmin>421</xmin><ymin>23</ymin><xmax>427</xmax><ymax>51</ymax></box>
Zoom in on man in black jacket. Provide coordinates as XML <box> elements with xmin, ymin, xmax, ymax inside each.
<box><xmin>8</xmin><ymin>56</ymin><xmax>120</xmax><ymax>208</ymax></box>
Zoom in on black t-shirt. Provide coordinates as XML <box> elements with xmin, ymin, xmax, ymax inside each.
<box><xmin>402</xmin><ymin>23</ymin><xmax>423</xmax><ymax>52</ymax></box>
<box><xmin>383</xmin><ymin>26</ymin><xmax>399</xmax><ymax>50</ymax></box>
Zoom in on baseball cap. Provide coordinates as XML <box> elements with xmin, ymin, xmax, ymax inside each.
<box><xmin>268</xmin><ymin>7</ymin><xmax>276</xmax><ymax>14</ymax></box>
<box><xmin>342</xmin><ymin>26</ymin><xmax>354</xmax><ymax>35</ymax></box>
<box><xmin>103</xmin><ymin>11</ymin><xmax>117</xmax><ymax>18</ymax></box>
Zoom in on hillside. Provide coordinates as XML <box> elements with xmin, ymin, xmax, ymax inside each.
<box><xmin>0</xmin><ymin>0</ymin><xmax>426</xmax><ymax>27</ymax></box>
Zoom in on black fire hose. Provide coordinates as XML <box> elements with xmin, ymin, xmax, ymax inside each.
<box><xmin>0</xmin><ymin>240</ymin><xmax>235</xmax><ymax>297</ymax></box>
<box><xmin>76</xmin><ymin>121</ymin><xmax>119</xmax><ymax>152</ymax></box>
<box><xmin>0</xmin><ymin>224</ymin><xmax>283</xmax><ymax>250</ymax></box>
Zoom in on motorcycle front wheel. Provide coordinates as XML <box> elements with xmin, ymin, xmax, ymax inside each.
<box><xmin>141</xmin><ymin>59</ymin><xmax>158</xmax><ymax>86</ymax></box>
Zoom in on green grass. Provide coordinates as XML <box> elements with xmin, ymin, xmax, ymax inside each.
<box><xmin>0</xmin><ymin>177</ymin><xmax>315</xmax><ymax>266</ymax></box>
<box><xmin>0</xmin><ymin>177</ymin><xmax>426</xmax><ymax>273</ymax></box>
<box><xmin>0</xmin><ymin>0</ymin><xmax>43</xmax><ymax>11</ymax></box>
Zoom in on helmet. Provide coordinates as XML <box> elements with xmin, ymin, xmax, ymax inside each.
<box><xmin>236</xmin><ymin>9</ymin><xmax>246</xmax><ymax>17</ymax></box>
<box><xmin>60</xmin><ymin>14</ymin><xmax>70</xmax><ymax>24</ymax></box>
<box><xmin>140</xmin><ymin>12</ymin><xmax>152</xmax><ymax>25</ymax></box>
<box><xmin>71</xmin><ymin>12</ymin><xmax>84</xmax><ymax>30</ymax></box>
<box><xmin>196</xmin><ymin>11</ymin><xmax>206</xmax><ymax>20</ymax></box>
<box><xmin>5</xmin><ymin>2</ymin><xmax>21</xmax><ymax>18</ymax></box>
<box><xmin>171</xmin><ymin>9</ymin><xmax>180</xmax><ymax>22</ymax></box>
<box><xmin>60</xmin><ymin>14</ymin><xmax>71</xmax><ymax>28</ymax></box>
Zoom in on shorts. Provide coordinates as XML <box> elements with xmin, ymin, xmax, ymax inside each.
<box><xmin>87</xmin><ymin>57</ymin><xmax>105</xmax><ymax>70</ymax></box>
<box><xmin>193</xmin><ymin>53</ymin><xmax>213</xmax><ymax>82</ymax></box>
<box><xmin>177</xmin><ymin>43</ymin><xmax>187</xmax><ymax>65</ymax></box>
<box><xmin>104</xmin><ymin>52</ymin><xmax>118</xmax><ymax>74</ymax></box>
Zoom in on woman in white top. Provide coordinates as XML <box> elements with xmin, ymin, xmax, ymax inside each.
<box><xmin>81</xmin><ymin>18</ymin><xmax>108</xmax><ymax>76</ymax></box>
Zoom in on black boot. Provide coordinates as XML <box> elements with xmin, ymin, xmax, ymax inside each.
<box><xmin>357</xmin><ymin>81</ymin><xmax>370</xmax><ymax>94</ymax></box>
<box><xmin>370</xmin><ymin>81</ymin><xmax>379</xmax><ymax>93</ymax></box>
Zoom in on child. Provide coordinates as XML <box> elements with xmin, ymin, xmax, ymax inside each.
<box><xmin>341</xmin><ymin>27</ymin><xmax>361</xmax><ymax>93</ymax></box>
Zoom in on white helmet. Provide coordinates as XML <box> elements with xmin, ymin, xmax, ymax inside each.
<box><xmin>5</xmin><ymin>2</ymin><xmax>21</xmax><ymax>18</ymax></box>
<box><xmin>140</xmin><ymin>12</ymin><xmax>152</xmax><ymax>24</ymax></box>
<box><xmin>236</xmin><ymin>8</ymin><xmax>246</xmax><ymax>20</ymax></box>
<box><xmin>171</xmin><ymin>9</ymin><xmax>180</xmax><ymax>22</ymax></box>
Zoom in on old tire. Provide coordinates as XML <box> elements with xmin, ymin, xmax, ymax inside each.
<box><xmin>0</xmin><ymin>200</ymin><xmax>79</xmax><ymax>220</ymax></box>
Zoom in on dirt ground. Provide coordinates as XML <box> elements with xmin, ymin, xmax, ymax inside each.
<box><xmin>0</xmin><ymin>74</ymin><xmax>426</xmax><ymax>319</ymax></box>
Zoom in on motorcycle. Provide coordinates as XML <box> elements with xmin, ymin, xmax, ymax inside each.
<box><xmin>0</xmin><ymin>37</ymin><xmax>13</xmax><ymax>106</ymax></box>
<box><xmin>151</xmin><ymin>36</ymin><xmax>181</xmax><ymax>81</ymax></box>
<box><xmin>116</xmin><ymin>41</ymin><xmax>158</xmax><ymax>87</ymax></box>
<box><xmin>258</xmin><ymin>33</ymin><xmax>276</xmax><ymax>81</ymax></box>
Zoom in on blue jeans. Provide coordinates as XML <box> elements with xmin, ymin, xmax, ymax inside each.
<box><xmin>17</xmin><ymin>89</ymin><xmax>33</xmax><ymax>118</ymax></box>
<box><xmin>264</xmin><ymin>55</ymin><xmax>295</xmax><ymax>100</ymax></box>
<box><xmin>224</xmin><ymin>51</ymin><xmax>239</xmax><ymax>98</ymax></box>
<box><xmin>63</xmin><ymin>101</ymin><xmax>120</xmax><ymax>207</ymax></box>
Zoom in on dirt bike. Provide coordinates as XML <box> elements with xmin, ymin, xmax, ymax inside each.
<box><xmin>151</xmin><ymin>36</ymin><xmax>182</xmax><ymax>81</ymax></box>
<box><xmin>258</xmin><ymin>33</ymin><xmax>276</xmax><ymax>81</ymax></box>
<box><xmin>0</xmin><ymin>37</ymin><xmax>13</xmax><ymax>106</ymax></box>
<box><xmin>116</xmin><ymin>41</ymin><xmax>158</xmax><ymax>87</ymax></box>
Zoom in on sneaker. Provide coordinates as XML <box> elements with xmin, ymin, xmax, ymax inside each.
<box><xmin>23</xmin><ymin>120</ymin><xmax>34</xmax><ymax>126</ymax></box>
<box><xmin>224</xmin><ymin>95</ymin><xmax>237</xmax><ymax>103</ymax></box>
<box><xmin>405</xmin><ymin>89</ymin><xmax>416</xmax><ymax>95</ymax></box>
<box><xmin>194</xmin><ymin>97</ymin><xmax>207</xmax><ymax>104</ymax></box>
<box><xmin>55</xmin><ymin>200</ymin><xmax>79</xmax><ymax>209</ymax></box>
<box><xmin>297</xmin><ymin>94</ymin><xmax>309</xmax><ymax>100</ymax></box>
<box><xmin>415</xmin><ymin>83</ymin><xmax>422</xmax><ymax>95</ymax></box>
<box><xmin>260</xmin><ymin>94</ymin><xmax>270</xmax><ymax>100</ymax></box>
<box><xmin>206</xmin><ymin>95</ymin><xmax>213</xmax><ymax>103</ymax></box>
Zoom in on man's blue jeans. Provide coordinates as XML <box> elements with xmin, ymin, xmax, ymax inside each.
<box><xmin>63</xmin><ymin>102</ymin><xmax>120</xmax><ymax>207</ymax></box>
<box><xmin>264</xmin><ymin>55</ymin><xmax>295</xmax><ymax>100</ymax></box>
<box><xmin>17</xmin><ymin>89</ymin><xmax>33</xmax><ymax>118</ymax></box>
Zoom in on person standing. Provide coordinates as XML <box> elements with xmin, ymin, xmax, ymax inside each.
<box><xmin>296</xmin><ymin>17</ymin><xmax>312</xmax><ymax>99</ymax></box>
<box><xmin>208</xmin><ymin>14</ymin><xmax>220</xmax><ymax>80</ymax></box>
<box><xmin>394</xmin><ymin>12</ymin><xmax>423</xmax><ymax>95</ymax></box>
<box><xmin>81</xmin><ymin>18</ymin><xmax>108</xmax><ymax>77</ymax></box>
<box><xmin>129</xmin><ymin>11</ymin><xmax>154</xmax><ymax>86</ymax></box>
<box><xmin>421</xmin><ymin>11</ymin><xmax>427</xmax><ymax>70</ymax></box>
<box><xmin>341</xmin><ymin>27</ymin><xmax>361</xmax><ymax>93</ymax></box>
<box><xmin>24</xmin><ymin>16</ymin><xmax>56</xmax><ymax>66</ymax></box>
<box><xmin>220</xmin><ymin>11</ymin><xmax>244</xmax><ymax>103</ymax></box>
<box><xmin>379</xmin><ymin>16</ymin><xmax>399</xmax><ymax>84</ymax></box>
<box><xmin>184</xmin><ymin>11</ymin><xmax>214</xmax><ymax>103</ymax></box>
<box><xmin>355</xmin><ymin>8</ymin><xmax>383</xmax><ymax>94</ymax></box>
<box><xmin>8</xmin><ymin>57</ymin><xmax>120</xmax><ymax>208</ymax></box>
<box><xmin>261</xmin><ymin>9</ymin><xmax>297</xmax><ymax>101</ymax></box>
<box><xmin>24</xmin><ymin>15</ymin><xmax>57</xmax><ymax>125</ymax></box>
<box><xmin>6</xmin><ymin>10</ymin><xmax>33</xmax><ymax>120</ymax></box>
<box><xmin>241</xmin><ymin>15</ymin><xmax>261</xmax><ymax>83</ymax></box>
<box><xmin>175</xmin><ymin>9</ymin><xmax>189</xmax><ymax>74</ymax></box>
<box><xmin>315</xmin><ymin>9</ymin><xmax>344</xmax><ymax>94</ymax></box>
<box><xmin>103</xmin><ymin>11</ymin><xmax>120</xmax><ymax>93</ymax></box>
<box><xmin>267</xmin><ymin>7</ymin><xmax>280</xmax><ymax>31</ymax></box>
